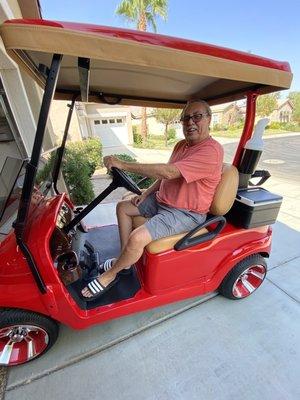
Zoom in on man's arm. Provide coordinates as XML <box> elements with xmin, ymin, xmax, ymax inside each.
<box><xmin>103</xmin><ymin>156</ymin><xmax>181</xmax><ymax>180</ymax></box>
<box><xmin>143</xmin><ymin>179</ymin><xmax>161</xmax><ymax>196</ymax></box>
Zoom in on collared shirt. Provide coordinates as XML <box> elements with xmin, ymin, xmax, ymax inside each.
<box><xmin>156</xmin><ymin>137</ymin><xmax>224</xmax><ymax>214</ymax></box>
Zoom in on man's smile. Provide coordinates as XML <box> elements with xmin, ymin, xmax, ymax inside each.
<box><xmin>186</xmin><ymin>127</ymin><xmax>198</xmax><ymax>134</ymax></box>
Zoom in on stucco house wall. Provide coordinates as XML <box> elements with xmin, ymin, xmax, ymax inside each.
<box><xmin>269</xmin><ymin>100</ymin><xmax>293</xmax><ymax>123</ymax></box>
<box><xmin>50</xmin><ymin>100</ymin><xmax>82</xmax><ymax>143</ymax></box>
<box><xmin>0</xmin><ymin>0</ymin><xmax>58</xmax><ymax>170</ymax></box>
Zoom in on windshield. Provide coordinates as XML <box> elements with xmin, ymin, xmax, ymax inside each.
<box><xmin>0</xmin><ymin>149</ymin><xmax>58</xmax><ymax>235</ymax></box>
<box><xmin>0</xmin><ymin>157</ymin><xmax>25</xmax><ymax>233</ymax></box>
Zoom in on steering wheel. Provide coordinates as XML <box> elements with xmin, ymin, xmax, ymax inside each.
<box><xmin>111</xmin><ymin>167</ymin><xmax>142</xmax><ymax>195</ymax></box>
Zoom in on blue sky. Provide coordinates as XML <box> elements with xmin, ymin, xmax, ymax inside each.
<box><xmin>40</xmin><ymin>0</ymin><xmax>299</xmax><ymax>94</ymax></box>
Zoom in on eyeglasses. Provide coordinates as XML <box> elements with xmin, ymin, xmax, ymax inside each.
<box><xmin>180</xmin><ymin>112</ymin><xmax>210</xmax><ymax>124</ymax></box>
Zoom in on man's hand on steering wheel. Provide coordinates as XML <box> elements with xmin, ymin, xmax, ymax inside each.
<box><xmin>103</xmin><ymin>155</ymin><xmax>123</xmax><ymax>171</ymax></box>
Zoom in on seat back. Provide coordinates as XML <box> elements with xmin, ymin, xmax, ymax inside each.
<box><xmin>209</xmin><ymin>163</ymin><xmax>239</xmax><ymax>216</ymax></box>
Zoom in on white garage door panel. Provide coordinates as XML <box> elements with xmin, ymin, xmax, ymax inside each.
<box><xmin>93</xmin><ymin>118</ymin><xmax>127</xmax><ymax>148</ymax></box>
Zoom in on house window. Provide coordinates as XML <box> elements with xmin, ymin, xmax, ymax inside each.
<box><xmin>0</xmin><ymin>92</ymin><xmax>14</xmax><ymax>142</ymax></box>
<box><xmin>212</xmin><ymin>114</ymin><xmax>219</xmax><ymax>125</ymax></box>
<box><xmin>116</xmin><ymin>118</ymin><xmax>123</xmax><ymax>123</ymax></box>
<box><xmin>94</xmin><ymin>120</ymin><xmax>100</xmax><ymax>125</ymax></box>
<box><xmin>101</xmin><ymin>119</ymin><xmax>108</xmax><ymax>124</ymax></box>
<box><xmin>109</xmin><ymin>119</ymin><xmax>115</xmax><ymax>124</ymax></box>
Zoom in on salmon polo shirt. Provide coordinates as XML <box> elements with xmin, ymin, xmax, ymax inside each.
<box><xmin>156</xmin><ymin>137</ymin><xmax>224</xmax><ymax>214</ymax></box>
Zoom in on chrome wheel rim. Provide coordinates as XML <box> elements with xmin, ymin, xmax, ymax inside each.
<box><xmin>0</xmin><ymin>325</ymin><xmax>49</xmax><ymax>366</ymax></box>
<box><xmin>232</xmin><ymin>264</ymin><xmax>266</xmax><ymax>298</ymax></box>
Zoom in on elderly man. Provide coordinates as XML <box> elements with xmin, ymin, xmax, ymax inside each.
<box><xmin>82</xmin><ymin>99</ymin><xmax>224</xmax><ymax>300</ymax></box>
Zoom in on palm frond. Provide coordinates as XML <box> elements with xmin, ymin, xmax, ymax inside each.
<box><xmin>145</xmin><ymin>12</ymin><xmax>157</xmax><ymax>32</ymax></box>
<box><xmin>115</xmin><ymin>0</ymin><xmax>139</xmax><ymax>21</ymax></box>
<box><xmin>116</xmin><ymin>0</ymin><xmax>168</xmax><ymax>30</ymax></box>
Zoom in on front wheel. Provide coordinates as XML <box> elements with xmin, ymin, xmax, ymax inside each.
<box><xmin>219</xmin><ymin>254</ymin><xmax>267</xmax><ymax>300</ymax></box>
<box><xmin>0</xmin><ymin>309</ymin><xmax>59</xmax><ymax>366</ymax></box>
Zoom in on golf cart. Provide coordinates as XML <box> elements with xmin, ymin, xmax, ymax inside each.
<box><xmin>0</xmin><ymin>19</ymin><xmax>292</xmax><ymax>366</ymax></box>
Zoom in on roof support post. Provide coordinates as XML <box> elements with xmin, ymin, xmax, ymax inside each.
<box><xmin>52</xmin><ymin>95</ymin><xmax>77</xmax><ymax>194</ymax></box>
<box><xmin>233</xmin><ymin>91</ymin><xmax>258</xmax><ymax>168</ymax></box>
<box><xmin>78</xmin><ymin>57</ymin><xmax>90</xmax><ymax>102</ymax></box>
<box><xmin>14</xmin><ymin>53</ymin><xmax>63</xmax><ymax>294</ymax></box>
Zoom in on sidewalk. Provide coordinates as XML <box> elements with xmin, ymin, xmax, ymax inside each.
<box><xmin>1</xmin><ymin>143</ymin><xmax>300</xmax><ymax>400</ymax></box>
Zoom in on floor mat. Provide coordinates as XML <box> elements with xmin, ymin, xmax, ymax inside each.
<box><xmin>69</xmin><ymin>225</ymin><xmax>141</xmax><ymax>310</ymax></box>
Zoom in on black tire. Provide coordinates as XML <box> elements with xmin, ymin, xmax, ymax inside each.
<box><xmin>219</xmin><ymin>254</ymin><xmax>267</xmax><ymax>300</ymax></box>
<box><xmin>0</xmin><ymin>308</ymin><xmax>59</xmax><ymax>366</ymax></box>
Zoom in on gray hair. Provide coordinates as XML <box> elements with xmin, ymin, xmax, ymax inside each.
<box><xmin>181</xmin><ymin>99</ymin><xmax>212</xmax><ymax>118</ymax></box>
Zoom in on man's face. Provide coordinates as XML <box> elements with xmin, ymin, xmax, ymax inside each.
<box><xmin>181</xmin><ymin>102</ymin><xmax>211</xmax><ymax>145</ymax></box>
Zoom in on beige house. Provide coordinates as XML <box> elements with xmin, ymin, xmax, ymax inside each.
<box><xmin>49</xmin><ymin>100</ymin><xmax>81</xmax><ymax>143</ymax></box>
<box><xmin>269</xmin><ymin>99</ymin><xmax>293</xmax><ymax>123</ymax></box>
<box><xmin>131</xmin><ymin>107</ymin><xmax>184</xmax><ymax>138</ymax></box>
<box><xmin>211</xmin><ymin>102</ymin><xmax>245</xmax><ymax>127</ymax></box>
<box><xmin>76</xmin><ymin>103</ymin><xmax>133</xmax><ymax>155</ymax></box>
<box><xmin>0</xmin><ymin>0</ymin><xmax>59</xmax><ymax>170</ymax></box>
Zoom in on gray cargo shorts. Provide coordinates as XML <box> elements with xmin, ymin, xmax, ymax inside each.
<box><xmin>137</xmin><ymin>193</ymin><xmax>206</xmax><ymax>241</ymax></box>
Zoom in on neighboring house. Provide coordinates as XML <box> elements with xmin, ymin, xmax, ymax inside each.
<box><xmin>131</xmin><ymin>107</ymin><xmax>183</xmax><ymax>138</ymax></box>
<box><xmin>50</xmin><ymin>100</ymin><xmax>82</xmax><ymax>143</ymax></box>
<box><xmin>269</xmin><ymin>99</ymin><xmax>294</xmax><ymax>123</ymax></box>
<box><xmin>76</xmin><ymin>103</ymin><xmax>133</xmax><ymax>155</ymax></box>
<box><xmin>211</xmin><ymin>101</ymin><xmax>245</xmax><ymax>127</ymax></box>
<box><xmin>0</xmin><ymin>0</ymin><xmax>59</xmax><ymax>171</ymax></box>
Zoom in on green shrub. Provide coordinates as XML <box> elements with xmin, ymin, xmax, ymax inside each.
<box><xmin>283</xmin><ymin>122</ymin><xmax>300</xmax><ymax>131</ymax></box>
<box><xmin>212</xmin><ymin>123</ymin><xmax>228</xmax><ymax>131</ymax></box>
<box><xmin>36</xmin><ymin>152</ymin><xmax>56</xmax><ymax>185</ymax></box>
<box><xmin>266</xmin><ymin>121</ymin><xmax>281</xmax><ymax>130</ymax></box>
<box><xmin>167</xmin><ymin>127</ymin><xmax>176</xmax><ymax>140</ymax></box>
<box><xmin>111</xmin><ymin>154</ymin><xmax>155</xmax><ymax>189</ymax></box>
<box><xmin>67</xmin><ymin>137</ymin><xmax>102</xmax><ymax>176</ymax></box>
<box><xmin>228</xmin><ymin>121</ymin><xmax>244</xmax><ymax>130</ymax></box>
<box><xmin>63</xmin><ymin>147</ymin><xmax>95</xmax><ymax>205</ymax></box>
<box><xmin>132</xmin><ymin>125</ymin><xmax>138</xmax><ymax>135</ymax></box>
<box><xmin>36</xmin><ymin>138</ymin><xmax>101</xmax><ymax>205</ymax></box>
<box><xmin>132</xmin><ymin>126</ymin><xmax>143</xmax><ymax>145</ymax></box>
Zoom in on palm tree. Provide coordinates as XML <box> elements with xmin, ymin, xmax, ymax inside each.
<box><xmin>116</xmin><ymin>0</ymin><xmax>168</xmax><ymax>142</ymax></box>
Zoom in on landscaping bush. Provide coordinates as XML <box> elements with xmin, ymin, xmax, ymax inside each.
<box><xmin>212</xmin><ymin>123</ymin><xmax>228</xmax><ymax>131</ymax></box>
<box><xmin>67</xmin><ymin>137</ymin><xmax>102</xmax><ymax>176</ymax></box>
<box><xmin>266</xmin><ymin>121</ymin><xmax>281</xmax><ymax>130</ymax></box>
<box><xmin>167</xmin><ymin>127</ymin><xmax>176</xmax><ymax>141</ymax></box>
<box><xmin>111</xmin><ymin>154</ymin><xmax>155</xmax><ymax>189</ymax></box>
<box><xmin>63</xmin><ymin>146</ymin><xmax>95</xmax><ymax>204</ymax></box>
<box><xmin>132</xmin><ymin>125</ymin><xmax>143</xmax><ymax>145</ymax></box>
<box><xmin>228</xmin><ymin>121</ymin><xmax>244</xmax><ymax>130</ymax></box>
<box><xmin>36</xmin><ymin>138</ymin><xmax>102</xmax><ymax>205</ymax></box>
<box><xmin>36</xmin><ymin>152</ymin><xmax>56</xmax><ymax>185</ymax></box>
<box><xmin>283</xmin><ymin>122</ymin><xmax>300</xmax><ymax>131</ymax></box>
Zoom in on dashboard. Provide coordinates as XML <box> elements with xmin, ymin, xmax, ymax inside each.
<box><xmin>50</xmin><ymin>202</ymin><xmax>73</xmax><ymax>259</ymax></box>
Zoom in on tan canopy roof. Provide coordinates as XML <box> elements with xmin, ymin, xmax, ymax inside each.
<box><xmin>0</xmin><ymin>19</ymin><xmax>293</xmax><ymax>107</ymax></box>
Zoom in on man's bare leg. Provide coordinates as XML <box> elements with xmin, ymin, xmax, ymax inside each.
<box><xmin>82</xmin><ymin>225</ymin><xmax>152</xmax><ymax>298</ymax></box>
<box><xmin>116</xmin><ymin>200</ymin><xmax>141</xmax><ymax>251</ymax></box>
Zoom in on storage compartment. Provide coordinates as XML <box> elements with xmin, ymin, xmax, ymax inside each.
<box><xmin>226</xmin><ymin>187</ymin><xmax>282</xmax><ymax>228</ymax></box>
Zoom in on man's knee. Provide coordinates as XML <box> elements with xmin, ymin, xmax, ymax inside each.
<box><xmin>116</xmin><ymin>200</ymin><xmax>131</xmax><ymax>215</ymax></box>
<box><xmin>116</xmin><ymin>199</ymin><xmax>141</xmax><ymax>219</ymax></box>
<box><xmin>127</xmin><ymin>226</ymin><xmax>152</xmax><ymax>250</ymax></box>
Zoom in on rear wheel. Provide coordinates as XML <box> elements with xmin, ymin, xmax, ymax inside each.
<box><xmin>0</xmin><ymin>309</ymin><xmax>59</xmax><ymax>366</ymax></box>
<box><xmin>219</xmin><ymin>254</ymin><xmax>267</xmax><ymax>299</ymax></box>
